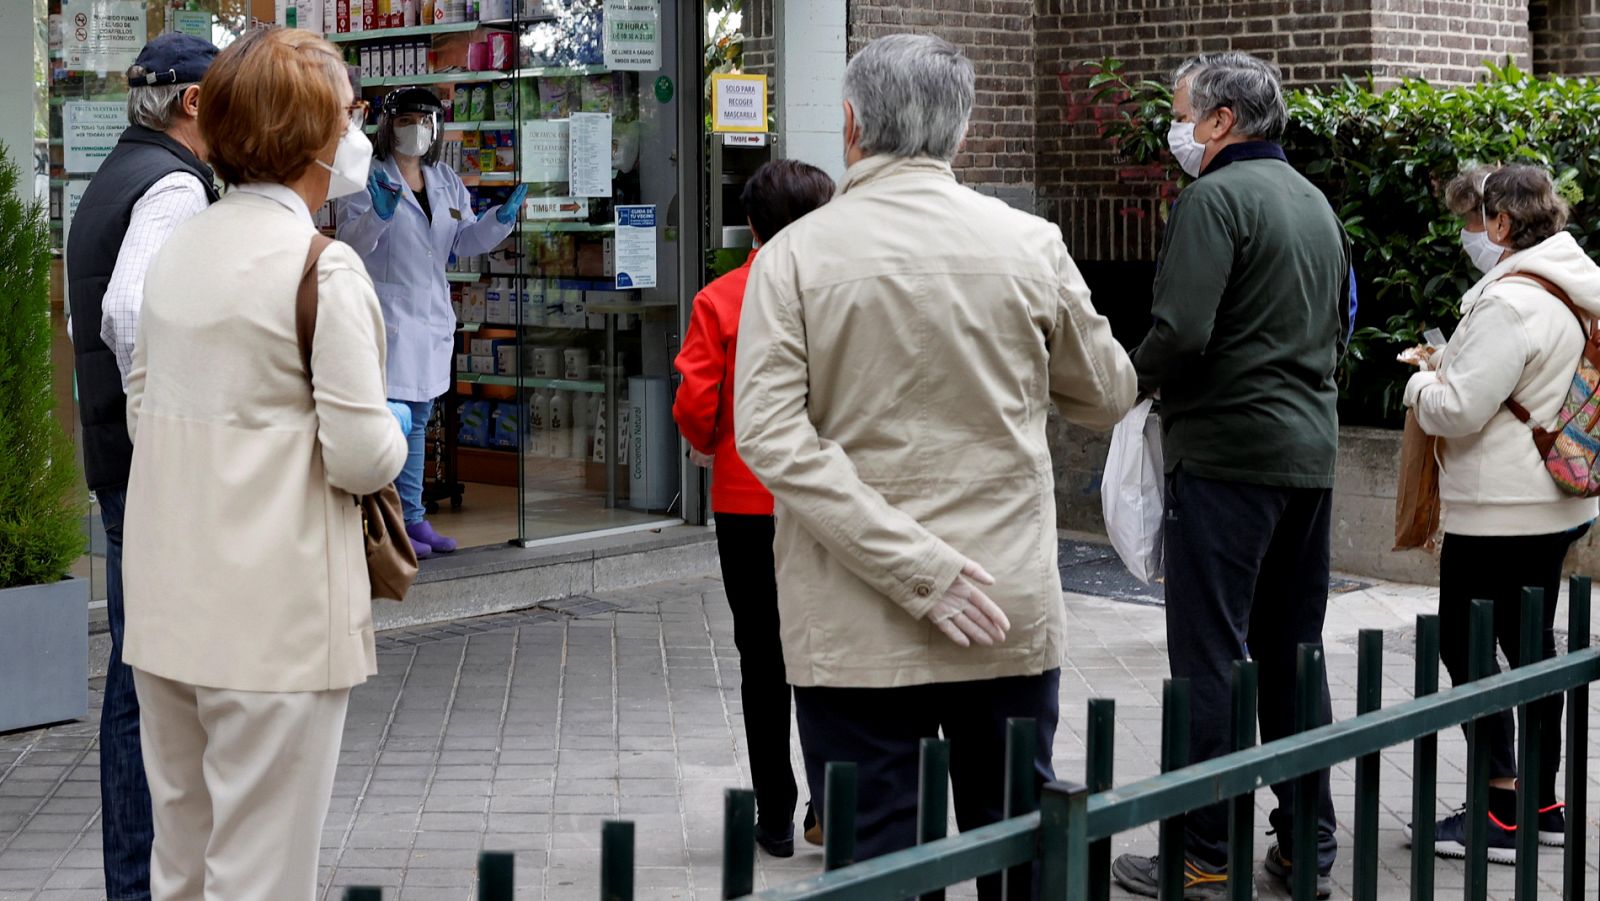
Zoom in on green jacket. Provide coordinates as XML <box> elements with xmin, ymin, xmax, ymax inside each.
<box><xmin>1133</xmin><ymin>148</ymin><xmax>1348</xmax><ymax>489</ymax></box>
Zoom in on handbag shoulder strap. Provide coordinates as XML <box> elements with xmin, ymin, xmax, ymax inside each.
<box><xmin>1497</xmin><ymin>270</ymin><xmax>1584</xmax><ymax>453</ymax></box>
<box><xmin>295</xmin><ymin>233</ymin><xmax>336</xmax><ymax>376</ymax></box>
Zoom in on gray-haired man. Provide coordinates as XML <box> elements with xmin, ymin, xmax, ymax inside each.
<box><xmin>1111</xmin><ymin>52</ymin><xmax>1349</xmax><ymax>900</ymax></box>
<box><xmin>734</xmin><ymin>33</ymin><xmax>1135</xmax><ymax>900</ymax></box>
<box><xmin>66</xmin><ymin>31</ymin><xmax>219</xmax><ymax>901</ymax></box>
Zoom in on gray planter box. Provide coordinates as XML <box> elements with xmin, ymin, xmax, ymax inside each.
<box><xmin>0</xmin><ymin>578</ymin><xmax>88</xmax><ymax>733</ymax></box>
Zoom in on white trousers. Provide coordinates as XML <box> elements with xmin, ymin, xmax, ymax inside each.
<box><xmin>133</xmin><ymin>668</ymin><xmax>350</xmax><ymax>901</ymax></box>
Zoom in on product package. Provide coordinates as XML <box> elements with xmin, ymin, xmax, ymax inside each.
<box><xmin>470</xmin><ymin>85</ymin><xmax>490</xmax><ymax>121</ymax></box>
<box><xmin>580</xmin><ymin>74</ymin><xmax>615</xmax><ymax>114</ymax></box>
<box><xmin>493</xmin><ymin>80</ymin><xmax>515</xmax><ymax>120</ymax></box>
<box><xmin>489</xmin><ymin>33</ymin><xmax>515</xmax><ymax>71</ymax></box>
<box><xmin>491</xmin><ymin>403</ymin><xmax>521</xmax><ymax>450</ymax></box>
<box><xmin>458</xmin><ymin>400</ymin><xmax>492</xmax><ymax>447</ymax></box>
<box><xmin>537</xmin><ymin>78</ymin><xmax>572</xmax><ymax>119</ymax></box>
<box><xmin>452</xmin><ymin>86</ymin><xmax>471</xmax><ymax>122</ymax></box>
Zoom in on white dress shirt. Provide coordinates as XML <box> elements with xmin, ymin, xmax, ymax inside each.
<box><xmin>231</xmin><ymin>181</ymin><xmax>317</xmax><ymax>228</ymax></box>
<box><xmin>99</xmin><ymin>171</ymin><xmax>210</xmax><ymax>389</ymax></box>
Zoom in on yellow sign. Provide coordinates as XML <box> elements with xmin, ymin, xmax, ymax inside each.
<box><xmin>711</xmin><ymin>73</ymin><xmax>768</xmax><ymax>134</ymax></box>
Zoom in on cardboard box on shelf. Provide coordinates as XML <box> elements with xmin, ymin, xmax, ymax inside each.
<box><xmin>470</xmin><ymin>355</ymin><xmax>496</xmax><ymax>375</ymax></box>
<box><xmin>495</xmin><ymin>345</ymin><xmax>518</xmax><ymax>376</ymax></box>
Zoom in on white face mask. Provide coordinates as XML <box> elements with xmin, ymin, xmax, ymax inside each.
<box><xmin>1166</xmin><ymin>121</ymin><xmax>1206</xmax><ymax>178</ymax></box>
<box><xmin>318</xmin><ymin>121</ymin><xmax>373</xmax><ymax>200</ymax></box>
<box><xmin>396</xmin><ymin>122</ymin><xmax>434</xmax><ymax>157</ymax></box>
<box><xmin>1460</xmin><ymin>227</ymin><xmax>1502</xmax><ymax>274</ymax></box>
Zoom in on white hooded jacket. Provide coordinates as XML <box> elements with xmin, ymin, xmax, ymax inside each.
<box><xmin>1405</xmin><ymin>230</ymin><xmax>1600</xmax><ymax>536</ymax></box>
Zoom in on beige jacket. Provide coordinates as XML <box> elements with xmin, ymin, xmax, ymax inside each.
<box><xmin>124</xmin><ymin>188</ymin><xmax>408</xmax><ymax>693</ymax></box>
<box><xmin>734</xmin><ymin>155</ymin><xmax>1137</xmax><ymax>688</ymax></box>
<box><xmin>1406</xmin><ymin>231</ymin><xmax>1600</xmax><ymax>536</ymax></box>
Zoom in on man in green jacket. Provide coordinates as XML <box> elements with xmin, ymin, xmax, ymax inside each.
<box><xmin>1112</xmin><ymin>52</ymin><xmax>1350</xmax><ymax>900</ymax></box>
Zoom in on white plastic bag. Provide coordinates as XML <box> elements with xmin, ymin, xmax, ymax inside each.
<box><xmin>1101</xmin><ymin>399</ymin><xmax>1164</xmax><ymax>585</ymax></box>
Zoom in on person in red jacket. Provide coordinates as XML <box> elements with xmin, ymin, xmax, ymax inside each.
<box><xmin>673</xmin><ymin>159</ymin><xmax>834</xmax><ymax>857</ymax></box>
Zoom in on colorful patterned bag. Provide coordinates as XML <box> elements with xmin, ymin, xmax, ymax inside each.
<box><xmin>1501</xmin><ymin>271</ymin><xmax>1600</xmax><ymax>497</ymax></box>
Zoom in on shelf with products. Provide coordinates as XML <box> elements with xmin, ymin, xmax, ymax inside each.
<box><xmin>360</xmin><ymin>65</ymin><xmax>608</xmax><ymax>88</ymax></box>
<box><xmin>521</xmin><ymin>222</ymin><xmax>616</xmax><ymax>234</ymax></box>
<box><xmin>324</xmin><ymin>20</ymin><xmax>487</xmax><ymax>42</ymax></box>
<box><xmin>447</xmin><ymin>271</ymin><xmax>485</xmax><ymax>282</ymax></box>
<box><xmin>456</xmin><ymin>373</ymin><xmax>604</xmax><ymax>393</ymax></box>
<box><xmin>363</xmin><ymin>118</ymin><xmax>514</xmax><ymax>135</ymax></box>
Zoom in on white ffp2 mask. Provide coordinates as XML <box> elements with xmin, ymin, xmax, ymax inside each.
<box><xmin>1460</xmin><ymin>228</ymin><xmax>1502</xmax><ymax>274</ymax></box>
<box><xmin>318</xmin><ymin>122</ymin><xmax>373</xmax><ymax>200</ymax></box>
<box><xmin>396</xmin><ymin>122</ymin><xmax>434</xmax><ymax>157</ymax></box>
<box><xmin>1166</xmin><ymin>121</ymin><xmax>1206</xmax><ymax>178</ymax></box>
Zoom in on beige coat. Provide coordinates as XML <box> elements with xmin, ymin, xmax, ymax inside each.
<box><xmin>124</xmin><ymin>188</ymin><xmax>408</xmax><ymax>693</ymax></box>
<box><xmin>1406</xmin><ymin>231</ymin><xmax>1600</xmax><ymax>536</ymax></box>
<box><xmin>734</xmin><ymin>155</ymin><xmax>1137</xmax><ymax>688</ymax></box>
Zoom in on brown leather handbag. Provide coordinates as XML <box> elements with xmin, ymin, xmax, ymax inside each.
<box><xmin>295</xmin><ymin>235</ymin><xmax>419</xmax><ymax>602</ymax></box>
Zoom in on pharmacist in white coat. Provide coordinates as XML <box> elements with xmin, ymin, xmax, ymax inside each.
<box><xmin>338</xmin><ymin>87</ymin><xmax>525</xmax><ymax>558</ymax></box>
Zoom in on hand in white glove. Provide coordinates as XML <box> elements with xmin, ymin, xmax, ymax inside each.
<box><xmin>689</xmin><ymin>448</ymin><xmax>714</xmax><ymax>468</ymax></box>
<box><xmin>927</xmin><ymin>561</ymin><xmax>1011</xmax><ymax>647</ymax></box>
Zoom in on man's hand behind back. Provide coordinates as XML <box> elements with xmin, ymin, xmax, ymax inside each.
<box><xmin>928</xmin><ymin>562</ymin><xmax>1011</xmax><ymax>647</ymax></box>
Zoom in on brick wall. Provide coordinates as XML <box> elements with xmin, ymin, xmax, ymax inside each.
<box><xmin>740</xmin><ymin>0</ymin><xmax>776</xmax><ymax>78</ymax></box>
<box><xmin>1034</xmin><ymin>0</ymin><xmax>1530</xmax><ymax>263</ymax></box>
<box><xmin>847</xmin><ymin>0</ymin><xmax>1038</xmax><ymax>210</ymax></box>
<box><xmin>1530</xmin><ymin>0</ymin><xmax>1600</xmax><ymax>75</ymax></box>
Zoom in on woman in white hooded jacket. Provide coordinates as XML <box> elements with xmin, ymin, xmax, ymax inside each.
<box><xmin>1404</xmin><ymin>164</ymin><xmax>1599</xmax><ymax>863</ymax></box>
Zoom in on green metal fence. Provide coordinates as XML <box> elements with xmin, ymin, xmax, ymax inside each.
<box><xmin>345</xmin><ymin>576</ymin><xmax>1598</xmax><ymax>901</ymax></box>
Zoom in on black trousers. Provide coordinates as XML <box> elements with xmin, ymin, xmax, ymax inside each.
<box><xmin>715</xmin><ymin>513</ymin><xmax>799</xmax><ymax>829</ymax></box>
<box><xmin>1163</xmin><ymin>471</ymin><xmax>1339</xmax><ymax>872</ymax></box>
<box><xmin>1438</xmin><ymin>526</ymin><xmax>1588</xmax><ymax>806</ymax></box>
<box><xmin>793</xmin><ymin>670</ymin><xmax>1060</xmax><ymax>901</ymax></box>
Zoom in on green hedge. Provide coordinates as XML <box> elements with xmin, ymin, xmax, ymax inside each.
<box><xmin>1088</xmin><ymin>60</ymin><xmax>1600</xmax><ymax>426</ymax></box>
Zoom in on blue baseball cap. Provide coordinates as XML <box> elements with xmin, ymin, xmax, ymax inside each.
<box><xmin>128</xmin><ymin>33</ymin><xmax>219</xmax><ymax>87</ymax></box>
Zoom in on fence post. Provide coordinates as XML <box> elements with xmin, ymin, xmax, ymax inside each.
<box><xmin>1410</xmin><ymin>613</ymin><xmax>1440</xmax><ymax>901</ymax></box>
<box><xmin>722</xmin><ymin>788</ymin><xmax>755</xmax><ymax>900</ymax></box>
<box><xmin>1086</xmin><ymin>699</ymin><xmax>1115</xmax><ymax>901</ymax></box>
<box><xmin>1463</xmin><ymin>599</ymin><xmax>1495</xmax><ymax>901</ymax></box>
<box><xmin>1353</xmin><ymin>630</ymin><xmax>1383</xmax><ymax>901</ymax></box>
<box><xmin>478</xmin><ymin>851</ymin><xmax>513</xmax><ymax>901</ymax></box>
<box><xmin>1292</xmin><ymin>644</ymin><xmax>1324</xmax><ymax>901</ymax></box>
<box><xmin>601</xmin><ymin>820</ymin><xmax>635</xmax><ymax>901</ymax></box>
<box><xmin>1158</xmin><ymin>678</ymin><xmax>1191</xmax><ymax>901</ymax></box>
<box><xmin>1040</xmin><ymin>782</ymin><xmax>1092</xmax><ymax>901</ymax></box>
<box><xmin>823</xmin><ymin>762</ymin><xmax>858</xmax><ymax>872</ymax></box>
<box><xmin>917</xmin><ymin>738</ymin><xmax>950</xmax><ymax>901</ymax></box>
<box><xmin>1513</xmin><ymin>588</ymin><xmax>1545</xmax><ymax>901</ymax></box>
<box><xmin>1564</xmin><ymin>575</ymin><xmax>1590</xmax><ymax>901</ymax></box>
<box><xmin>344</xmin><ymin>890</ymin><xmax>382</xmax><ymax>901</ymax></box>
<box><xmin>1227</xmin><ymin>661</ymin><xmax>1257</xmax><ymax>901</ymax></box>
<box><xmin>1003</xmin><ymin>717</ymin><xmax>1040</xmax><ymax>900</ymax></box>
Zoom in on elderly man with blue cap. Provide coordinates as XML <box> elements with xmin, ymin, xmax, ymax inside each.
<box><xmin>65</xmin><ymin>31</ymin><xmax>220</xmax><ymax>901</ymax></box>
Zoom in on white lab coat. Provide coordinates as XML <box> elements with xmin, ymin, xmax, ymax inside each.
<box><xmin>337</xmin><ymin>156</ymin><xmax>515</xmax><ymax>401</ymax></box>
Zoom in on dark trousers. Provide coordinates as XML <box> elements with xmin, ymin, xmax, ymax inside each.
<box><xmin>715</xmin><ymin>513</ymin><xmax>799</xmax><ymax>828</ymax></box>
<box><xmin>1438</xmin><ymin>526</ymin><xmax>1588</xmax><ymax>806</ymax></box>
<box><xmin>793</xmin><ymin>670</ymin><xmax>1060</xmax><ymax>901</ymax></box>
<box><xmin>1163</xmin><ymin>472</ymin><xmax>1338</xmax><ymax>873</ymax></box>
<box><xmin>97</xmin><ymin>488</ymin><xmax>153</xmax><ymax>900</ymax></box>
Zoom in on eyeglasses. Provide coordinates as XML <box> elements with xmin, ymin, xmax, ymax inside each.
<box><xmin>345</xmin><ymin>100</ymin><xmax>371</xmax><ymax>128</ymax></box>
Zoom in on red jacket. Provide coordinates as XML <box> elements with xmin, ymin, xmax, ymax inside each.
<box><xmin>672</xmin><ymin>252</ymin><xmax>774</xmax><ymax>516</ymax></box>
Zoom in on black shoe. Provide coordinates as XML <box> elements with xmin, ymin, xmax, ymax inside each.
<box><xmin>1538</xmin><ymin>802</ymin><xmax>1566</xmax><ymax>848</ymax></box>
<box><xmin>1404</xmin><ymin>807</ymin><xmax>1516</xmax><ymax>865</ymax></box>
<box><xmin>756</xmin><ymin>820</ymin><xmax>794</xmax><ymax>858</ymax></box>
<box><xmin>802</xmin><ymin>802</ymin><xmax>822</xmax><ymax>846</ymax></box>
<box><xmin>1263</xmin><ymin>844</ymin><xmax>1330</xmax><ymax>899</ymax></box>
<box><xmin>1110</xmin><ymin>851</ymin><xmax>1249</xmax><ymax>899</ymax></box>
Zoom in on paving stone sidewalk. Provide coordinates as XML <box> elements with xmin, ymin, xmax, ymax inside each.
<box><xmin>1</xmin><ymin>571</ymin><xmax>1597</xmax><ymax>900</ymax></box>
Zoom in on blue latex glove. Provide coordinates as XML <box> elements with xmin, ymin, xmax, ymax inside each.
<box><xmin>368</xmin><ymin>170</ymin><xmax>402</xmax><ymax>221</ymax></box>
<box><xmin>495</xmin><ymin>183</ymin><xmax>528</xmax><ymax>224</ymax></box>
<box><xmin>387</xmin><ymin>401</ymin><xmax>413</xmax><ymax>435</ymax></box>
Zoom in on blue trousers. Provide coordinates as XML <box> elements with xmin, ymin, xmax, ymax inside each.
<box><xmin>393</xmin><ymin>399</ymin><xmax>433</xmax><ymax>524</ymax></box>
<box><xmin>98</xmin><ymin>488</ymin><xmax>154</xmax><ymax>900</ymax></box>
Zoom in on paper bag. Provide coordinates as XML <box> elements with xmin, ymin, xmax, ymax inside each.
<box><xmin>1394</xmin><ymin>409</ymin><xmax>1441</xmax><ymax>550</ymax></box>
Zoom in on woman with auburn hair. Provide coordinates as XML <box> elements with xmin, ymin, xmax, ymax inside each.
<box><xmin>122</xmin><ymin>26</ymin><xmax>407</xmax><ymax>900</ymax></box>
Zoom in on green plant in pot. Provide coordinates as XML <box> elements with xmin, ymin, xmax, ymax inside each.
<box><xmin>0</xmin><ymin>145</ymin><xmax>83</xmax><ymax>588</ymax></box>
<box><xmin>0</xmin><ymin>140</ymin><xmax>89</xmax><ymax>732</ymax></box>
